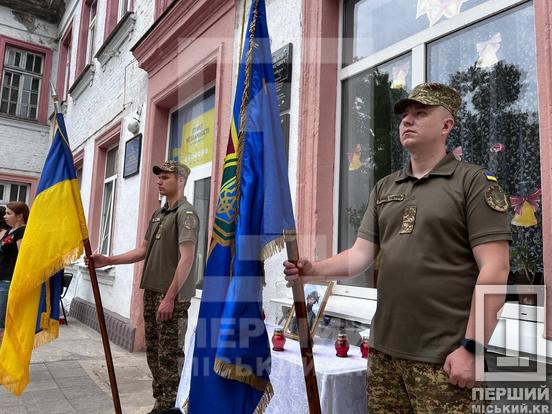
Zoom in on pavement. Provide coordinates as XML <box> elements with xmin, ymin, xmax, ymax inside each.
<box><xmin>0</xmin><ymin>318</ymin><xmax>155</xmax><ymax>414</ymax></box>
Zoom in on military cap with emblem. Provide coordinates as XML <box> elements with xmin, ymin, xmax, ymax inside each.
<box><xmin>394</xmin><ymin>82</ymin><xmax>462</xmax><ymax>118</ymax></box>
<box><xmin>152</xmin><ymin>160</ymin><xmax>191</xmax><ymax>178</ymax></box>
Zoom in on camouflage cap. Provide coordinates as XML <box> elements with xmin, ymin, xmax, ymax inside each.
<box><xmin>152</xmin><ymin>160</ymin><xmax>191</xmax><ymax>178</ymax></box>
<box><xmin>393</xmin><ymin>82</ymin><xmax>462</xmax><ymax>118</ymax></box>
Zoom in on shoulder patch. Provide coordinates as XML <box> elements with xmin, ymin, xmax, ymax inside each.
<box><xmin>484</xmin><ymin>171</ymin><xmax>497</xmax><ymax>182</ymax></box>
<box><xmin>183</xmin><ymin>212</ymin><xmax>197</xmax><ymax>230</ymax></box>
<box><xmin>485</xmin><ymin>184</ymin><xmax>509</xmax><ymax>212</ymax></box>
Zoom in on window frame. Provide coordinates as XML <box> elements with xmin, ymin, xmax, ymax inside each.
<box><xmin>75</xmin><ymin>0</ymin><xmax>98</xmax><ymax>76</ymax></box>
<box><xmin>0</xmin><ymin>181</ymin><xmax>30</xmax><ymax>205</ymax></box>
<box><xmin>0</xmin><ymin>36</ymin><xmax>52</xmax><ymax>125</ymax></box>
<box><xmin>87</xmin><ymin>0</ymin><xmax>98</xmax><ymax>65</ymax></box>
<box><xmin>165</xmin><ymin>82</ymin><xmax>216</xmax><ymax>295</ymax></box>
<box><xmin>99</xmin><ymin>145</ymin><xmax>118</xmax><ymax>256</ymax></box>
<box><xmin>56</xmin><ymin>21</ymin><xmax>73</xmax><ymax>102</ymax></box>
<box><xmin>333</xmin><ymin>0</ymin><xmax>533</xmax><ymax>299</ymax></box>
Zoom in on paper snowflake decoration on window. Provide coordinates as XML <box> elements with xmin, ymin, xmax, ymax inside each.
<box><xmin>476</xmin><ymin>32</ymin><xmax>502</xmax><ymax>68</ymax></box>
<box><xmin>416</xmin><ymin>0</ymin><xmax>469</xmax><ymax>27</ymax></box>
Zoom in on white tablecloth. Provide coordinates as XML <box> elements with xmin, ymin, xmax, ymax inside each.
<box><xmin>176</xmin><ymin>323</ymin><xmax>368</xmax><ymax>413</ymax></box>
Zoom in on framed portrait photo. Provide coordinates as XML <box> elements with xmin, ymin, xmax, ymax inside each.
<box><xmin>283</xmin><ymin>281</ymin><xmax>334</xmax><ymax>340</ymax></box>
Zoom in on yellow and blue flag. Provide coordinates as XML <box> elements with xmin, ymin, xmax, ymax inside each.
<box><xmin>186</xmin><ymin>0</ymin><xmax>295</xmax><ymax>412</ymax></box>
<box><xmin>0</xmin><ymin>112</ymin><xmax>88</xmax><ymax>395</ymax></box>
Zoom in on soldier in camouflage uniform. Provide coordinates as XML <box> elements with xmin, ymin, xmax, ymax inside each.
<box><xmin>284</xmin><ymin>83</ymin><xmax>511</xmax><ymax>413</ymax></box>
<box><xmin>88</xmin><ymin>160</ymin><xmax>199</xmax><ymax>414</ymax></box>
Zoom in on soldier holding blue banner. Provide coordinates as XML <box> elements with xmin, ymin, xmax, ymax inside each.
<box><xmin>285</xmin><ymin>83</ymin><xmax>511</xmax><ymax>413</ymax></box>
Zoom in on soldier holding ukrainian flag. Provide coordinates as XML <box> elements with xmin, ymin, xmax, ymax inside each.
<box><xmin>87</xmin><ymin>160</ymin><xmax>199</xmax><ymax>414</ymax></box>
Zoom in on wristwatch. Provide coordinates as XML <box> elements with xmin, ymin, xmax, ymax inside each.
<box><xmin>460</xmin><ymin>338</ymin><xmax>485</xmax><ymax>354</ymax></box>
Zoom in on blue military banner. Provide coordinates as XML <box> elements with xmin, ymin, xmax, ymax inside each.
<box><xmin>185</xmin><ymin>0</ymin><xmax>295</xmax><ymax>412</ymax></box>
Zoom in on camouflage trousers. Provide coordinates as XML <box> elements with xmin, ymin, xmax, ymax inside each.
<box><xmin>367</xmin><ymin>348</ymin><xmax>485</xmax><ymax>414</ymax></box>
<box><xmin>143</xmin><ymin>289</ymin><xmax>190</xmax><ymax>410</ymax></box>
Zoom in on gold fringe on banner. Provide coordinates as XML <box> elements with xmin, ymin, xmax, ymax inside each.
<box><xmin>260</xmin><ymin>236</ymin><xmax>285</xmax><ymax>262</ymax></box>
<box><xmin>213</xmin><ymin>358</ymin><xmax>270</xmax><ymax>392</ymax></box>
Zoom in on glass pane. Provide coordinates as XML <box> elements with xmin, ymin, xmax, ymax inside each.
<box><xmin>0</xmin><ymin>184</ymin><xmax>4</xmax><ymax>200</ymax></box>
<box><xmin>30</xmin><ymin>92</ymin><xmax>38</xmax><ymax>105</ymax></box>
<box><xmin>29</xmin><ymin>107</ymin><xmax>37</xmax><ymax>120</ymax></box>
<box><xmin>18</xmin><ymin>185</ymin><xmax>27</xmax><ymax>202</ymax></box>
<box><xmin>105</xmin><ymin>146</ymin><xmax>118</xmax><ymax>178</ymax></box>
<box><xmin>0</xmin><ymin>101</ymin><xmax>7</xmax><ymax>113</ymax></box>
<box><xmin>32</xmin><ymin>78</ymin><xmax>40</xmax><ymax>92</ymax></box>
<box><xmin>169</xmin><ymin>88</ymin><xmax>216</xmax><ymax>168</ymax></box>
<box><xmin>342</xmin><ymin>0</ymin><xmax>490</xmax><ymax>65</ymax></box>
<box><xmin>9</xmin><ymin>103</ymin><xmax>16</xmax><ymax>116</ymax></box>
<box><xmin>6</xmin><ymin>50</ymin><xmax>14</xmax><ymax>66</ymax></box>
<box><xmin>3</xmin><ymin>71</ymin><xmax>11</xmax><ymax>87</ymax></box>
<box><xmin>9</xmin><ymin>184</ymin><xmax>19</xmax><ymax>201</ymax></box>
<box><xmin>338</xmin><ymin>54</ymin><xmax>412</xmax><ymax>287</ymax></box>
<box><xmin>25</xmin><ymin>54</ymin><xmax>34</xmax><ymax>72</ymax></box>
<box><xmin>12</xmin><ymin>74</ymin><xmax>20</xmax><ymax>88</ymax></box>
<box><xmin>99</xmin><ymin>180</ymin><xmax>114</xmax><ymax>255</ymax></box>
<box><xmin>14</xmin><ymin>51</ymin><xmax>21</xmax><ymax>68</ymax></box>
<box><xmin>428</xmin><ymin>3</ymin><xmax>542</xmax><ymax>300</ymax></box>
<box><xmin>34</xmin><ymin>55</ymin><xmax>42</xmax><ymax>74</ymax></box>
<box><xmin>193</xmin><ymin>177</ymin><xmax>211</xmax><ymax>290</ymax></box>
<box><xmin>2</xmin><ymin>87</ymin><xmax>8</xmax><ymax>101</ymax></box>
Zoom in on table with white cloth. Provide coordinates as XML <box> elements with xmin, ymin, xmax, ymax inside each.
<box><xmin>176</xmin><ymin>323</ymin><xmax>368</xmax><ymax>413</ymax></box>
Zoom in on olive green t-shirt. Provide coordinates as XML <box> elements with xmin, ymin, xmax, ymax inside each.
<box><xmin>358</xmin><ymin>152</ymin><xmax>511</xmax><ymax>364</ymax></box>
<box><xmin>140</xmin><ymin>196</ymin><xmax>199</xmax><ymax>300</ymax></box>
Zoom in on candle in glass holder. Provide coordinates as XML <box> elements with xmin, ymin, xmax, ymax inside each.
<box><xmin>272</xmin><ymin>327</ymin><xmax>286</xmax><ymax>351</ymax></box>
<box><xmin>360</xmin><ymin>336</ymin><xmax>370</xmax><ymax>358</ymax></box>
<box><xmin>335</xmin><ymin>333</ymin><xmax>350</xmax><ymax>357</ymax></box>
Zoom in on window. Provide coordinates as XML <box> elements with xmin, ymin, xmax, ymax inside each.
<box><xmin>338</xmin><ymin>1</ymin><xmax>541</xmax><ymax>297</ymax></box>
<box><xmin>193</xmin><ymin>177</ymin><xmax>211</xmax><ymax>290</ymax></box>
<box><xmin>1</xmin><ymin>47</ymin><xmax>43</xmax><ymax>120</ymax></box>
<box><xmin>87</xmin><ymin>1</ymin><xmax>98</xmax><ymax>65</ymax></box>
<box><xmin>57</xmin><ymin>25</ymin><xmax>73</xmax><ymax>102</ymax></box>
<box><xmin>118</xmin><ymin>0</ymin><xmax>131</xmax><ymax>20</ymax></box>
<box><xmin>99</xmin><ymin>146</ymin><xmax>118</xmax><ymax>255</ymax></box>
<box><xmin>168</xmin><ymin>86</ymin><xmax>215</xmax><ymax>291</ymax></box>
<box><xmin>0</xmin><ymin>181</ymin><xmax>29</xmax><ymax>205</ymax></box>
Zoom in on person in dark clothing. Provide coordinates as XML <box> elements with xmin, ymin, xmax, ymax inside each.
<box><xmin>0</xmin><ymin>202</ymin><xmax>29</xmax><ymax>335</ymax></box>
<box><xmin>0</xmin><ymin>206</ymin><xmax>10</xmax><ymax>240</ymax></box>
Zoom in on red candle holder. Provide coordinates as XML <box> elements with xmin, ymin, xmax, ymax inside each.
<box><xmin>335</xmin><ymin>333</ymin><xmax>350</xmax><ymax>357</ymax></box>
<box><xmin>360</xmin><ymin>336</ymin><xmax>369</xmax><ymax>358</ymax></box>
<box><xmin>272</xmin><ymin>327</ymin><xmax>286</xmax><ymax>351</ymax></box>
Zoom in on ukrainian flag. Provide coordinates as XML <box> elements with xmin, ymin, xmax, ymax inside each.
<box><xmin>186</xmin><ymin>0</ymin><xmax>295</xmax><ymax>412</ymax></box>
<box><xmin>0</xmin><ymin>112</ymin><xmax>88</xmax><ymax>395</ymax></box>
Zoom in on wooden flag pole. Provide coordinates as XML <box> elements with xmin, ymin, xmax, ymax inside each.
<box><xmin>83</xmin><ymin>240</ymin><xmax>123</xmax><ymax>414</ymax></box>
<box><xmin>284</xmin><ymin>230</ymin><xmax>322</xmax><ymax>414</ymax></box>
<box><xmin>49</xmin><ymin>82</ymin><xmax>122</xmax><ymax>414</ymax></box>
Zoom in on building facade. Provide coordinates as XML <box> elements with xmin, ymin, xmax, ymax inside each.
<box><xmin>0</xmin><ymin>0</ymin><xmax>550</xmax><ymax>359</ymax></box>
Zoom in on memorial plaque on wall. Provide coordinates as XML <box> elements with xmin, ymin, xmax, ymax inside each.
<box><xmin>123</xmin><ymin>134</ymin><xmax>142</xmax><ymax>178</ymax></box>
<box><xmin>272</xmin><ymin>43</ymin><xmax>293</xmax><ymax>113</ymax></box>
<box><xmin>280</xmin><ymin>113</ymin><xmax>290</xmax><ymax>164</ymax></box>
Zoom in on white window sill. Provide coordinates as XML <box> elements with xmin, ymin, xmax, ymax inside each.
<box><xmin>271</xmin><ymin>294</ymin><xmax>377</xmax><ymax>325</ymax></box>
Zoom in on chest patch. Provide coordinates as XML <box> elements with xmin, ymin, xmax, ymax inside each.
<box><xmin>377</xmin><ymin>194</ymin><xmax>405</xmax><ymax>205</ymax></box>
<box><xmin>399</xmin><ymin>205</ymin><xmax>417</xmax><ymax>234</ymax></box>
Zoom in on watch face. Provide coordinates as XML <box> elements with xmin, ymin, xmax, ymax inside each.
<box><xmin>462</xmin><ymin>338</ymin><xmax>476</xmax><ymax>354</ymax></box>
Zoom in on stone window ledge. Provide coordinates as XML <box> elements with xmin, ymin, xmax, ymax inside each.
<box><xmin>68</xmin><ymin>63</ymin><xmax>95</xmax><ymax>101</ymax></box>
<box><xmin>95</xmin><ymin>11</ymin><xmax>136</xmax><ymax>67</ymax></box>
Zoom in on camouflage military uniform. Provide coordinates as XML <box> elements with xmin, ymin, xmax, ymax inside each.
<box><xmin>143</xmin><ymin>290</ymin><xmax>190</xmax><ymax>410</ymax></box>
<box><xmin>141</xmin><ymin>161</ymin><xmax>199</xmax><ymax>413</ymax></box>
<box><xmin>368</xmin><ymin>349</ymin><xmax>486</xmax><ymax>413</ymax></box>
<box><xmin>357</xmin><ymin>84</ymin><xmax>511</xmax><ymax>413</ymax></box>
